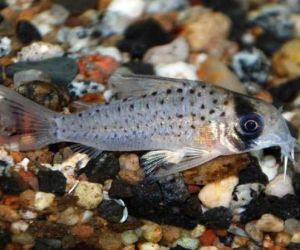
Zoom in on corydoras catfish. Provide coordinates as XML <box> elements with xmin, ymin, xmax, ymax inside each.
<box><xmin>0</xmin><ymin>75</ymin><xmax>296</xmax><ymax>178</ymax></box>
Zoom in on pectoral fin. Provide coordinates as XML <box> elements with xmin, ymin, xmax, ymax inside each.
<box><xmin>140</xmin><ymin>147</ymin><xmax>219</xmax><ymax>179</ymax></box>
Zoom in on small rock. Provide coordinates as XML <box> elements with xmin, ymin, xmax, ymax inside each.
<box><xmin>38</xmin><ymin>169</ymin><xmax>66</xmax><ymax>195</ymax></box>
<box><xmin>16</xmin><ymin>20</ymin><xmax>42</xmax><ymax>44</ymax></box>
<box><xmin>5</xmin><ymin>57</ymin><xmax>78</xmax><ymax>86</ymax></box>
<box><xmin>272</xmin><ymin>39</ymin><xmax>300</xmax><ymax>78</ymax></box>
<box><xmin>117</xmin><ymin>18</ymin><xmax>172</xmax><ymax>58</ymax></box>
<box><xmin>270</xmin><ymin>195</ymin><xmax>300</xmax><ymax>220</ymax></box>
<box><xmin>199</xmin><ymin>176</ymin><xmax>238</xmax><ymax>208</ymax></box>
<box><xmin>199</xmin><ymin>247</ymin><xmax>218</xmax><ymax>250</ymax></box>
<box><xmin>34</xmin><ymin>192</ymin><xmax>55</xmax><ymax>211</ymax></box>
<box><xmin>265</xmin><ymin>174</ymin><xmax>294</xmax><ymax>197</ymax></box>
<box><xmin>161</xmin><ymin>225</ymin><xmax>181</xmax><ymax>243</ymax></box>
<box><xmin>121</xmin><ymin>230</ymin><xmax>139</xmax><ymax>245</ymax></box>
<box><xmin>145</xmin><ymin>0</ymin><xmax>188</xmax><ymax>13</ymax></box>
<box><xmin>74</xmin><ymin>181</ymin><xmax>103</xmax><ymax>209</ymax></box>
<box><xmin>190</xmin><ymin>224</ymin><xmax>205</xmax><ymax>238</ymax></box>
<box><xmin>0</xmin><ymin>36</ymin><xmax>11</xmax><ymax>57</ymax></box>
<box><xmin>68</xmin><ymin>80</ymin><xmax>105</xmax><ymax>98</ymax></box>
<box><xmin>231</xmin><ymin>47</ymin><xmax>270</xmax><ymax>86</ymax></box>
<box><xmin>97</xmin><ymin>199</ymin><xmax>125</xmax><ymax>223</ymax></box>
<box><xmin>155</xmin><ymin>61</ymin><xmax>198</xmax><ymax>80</ymax></box>
<box><xmin>285</xmin><ymin>218</ymin><xmax>300</xmax><ymax>235</ymax></box>
<box><xmin>245</xmin><ymin>221</ymin><xmax>263</xmax><ymax>242</ymax></box>
<box><xmin>256</xmin><ymin>213</ymin><xmax>284</xmax><ymax>232</ymax></box>
<box><xmin>275</xmin><ymin>232</ymin><xmax>291</xmax><ymax>247</ymax></box>
<box><xmin>0</xmin><ymin>230</ymin><xmax>10</xmax><ymax>249</ymax></box>
<box><xmin>13</xmin><ymin>69</ymin><xmax>51</xmax><ymax>87</ymax></box>
<box><xmin>12</xmin><ymin>232</ymin><xmax>34</xmax><ymax>245</ymax></box>
<box><xmin>118</xmin><ymin>153</ymin><xmax>144</xmax><ymax>184</ymax></box>
<box><xmin>181</xmin><ymin>10</ymin><xmax>231</xmax><ymax>52</ymax></box>
<box><xmin>98</xmin><ymin>230</ymin><xmax>123</xmax><ymax>250</ymax></box>
<box><xmin>199</xmin><ymin>206</ymin><xmax>232</xmax><ymax>230</ymax></box>
<box><xmin>142</xmin><ymin>222</ymin><xmax>163</xmax><ymax>243</ymax></box>
<box><xmin>57</xmin><ymin>207</ymin><xmax>80</xmax><ymax>226</ymax></box>
<box><xmin>107</xmin><ymin>0</ymin><xmax>146</xmax><ymax>19</ymax></box>
<box><xmin>231</xmin><ymin>183</ymin><xmax>265</xmax><ymax>210</ymax></box>
<box><xmin>71</xmin><ymin>224</ymin><xmax>94</xmax><ymax>239</ymax></box>
<box><xmin>17</xmin><ymin>42</ymin><xmax>64</xmax><ymax>62</ymax></box>
<box><xmin>143</xmin><ymin>37</ymin><xmax>189</xmax><ymax>65</ymax></box>
<box><xmin>0</xmin><ymin>175</ymin><xmax>24</xmax><ymax>195</ymax></box>
<box><xmin>11</xmin><ymin>220</ymin><xmax>29</xmax><ymax>234</ymax></box>
<box><xmin>259</xmin><ymin>155</ymin><xmax>279</xmax><ymax>181</ymax></box>
<box><xmin>28</xmin><ymin>221</ymin><xmax>69</xmax><ymax>239</ymax></box>
<box><xmin>79</xmin><ymin>152</ymin><xmax>120</xmax><ymax>184</ymax></box>
<box><xmin>54</xmin><ymin>0</ymin><xmax>97</xmax><ymax>15</ymax></box>
<box><xmin>138</xmin><ymin>242</ymin><xmax>160</xmax><ymax>250</ymax></box>
<box><xmin>293</xmin><ymin>173</ymin><xmax>300</xmax><ymax>200</ymax></box>
<box><xmin>0</xmin><ymin>205</ymin><xmax>20</xmax><ymax>222</ymax></box>
<box><xmin>176</xmin><ymin>237</ymin><xmax>199</xmax><ymax>250</ymax></box>
<box><xmin>34</xmin><ymin>238</ymin><xmax>62</xmax><ymax>250</ymax></box>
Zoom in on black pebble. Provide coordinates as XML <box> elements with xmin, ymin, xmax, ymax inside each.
<box><xmin>0</xmin><ymin>1</ymin><xmax>7</xmax><ymax>10</ymax></box>
<box><xmin>255</xmin><ymin>32</ymin><xmax>287</xmax><ymax>56</ymax></box>
<box><xmin>219</xmin><ymin>233</ymin><xmax>234</xmax><ymax>247</ymax></box>
<box><xmin>54</xmin><ymin>0</ymin><xmax>97</xmax><ymax>15</ymax></box>
<box><xmin>132</xmin><ymin>182</ymin><xmax>163</xmax><ymax>203</ymax></box>
<box><xmin>269</xmin><ymin>77</ymin><xmax>300</xmax><ymax>104</ymax></box>
<box><xmin>97</xmin><ymin>200</ymin><xmax>124</xmax><ymax>223</ymax></box>
<box><xmin>287</xmin><ymin>243</ymin><xmax>300</xmax><ymax>250</ymax></box>
<box><xmin>170</xmin><ymin>246</ymin><xmax>190</xmax><ymax>250</ymax></box>
<box><xmin>117</xmin><ymin>18</ymin><xmax>172</xmax><ymax>58</ymax></box>
<box><xmin>241</xmin><ymin>194</ymin><xmax>300</xmax><ymax>223</ymax></box>
<box><xmin>0</xmin><ymin>174</ymin><xmax>24</xmax><ymax>195</ymax></box>
<box><xmin>79</xmin><ymin>152</ymin><xmax>120</xmax><ymax>184</ymax></box>
<box><xmin>108</xmin><ymin>180</ymin><xmax>134</xmax><ymax>199</ymax></box>
<box><xmin>159</xmin><ymin>176</ymin><xmax>190</xmax><ymax>204</ymax></box>
<box><xmin>293</xmin><ymin>173</ymin><xmax>300</xmax><ymax>201</ymax></box>
<box><xmin>34</xmin><ymin>238</ymin><xmax>62</xmax><ymax>250</ymax></box>
<box><xmin>124</xmin><ymin>62</ymin><xmax>155</xmax><ymax>75</ymax></box>
<box><xmin>0</xmin><ymin>230</ymin><xmax>10</xmax><ymax>249</ymax></box>
<box><xmin>199</xmin><ymin>206</ymin><xmax>232</xmax><ymax>230</ymax></box>
<box><xmin>238</xmin><ymin>157</ymin><xmax>268</xmax><ymax>185</ymax></box>
<box><xmin>16</xmin><ymin>20</ymin><xmax>42</xmax><ymax>45</ymax></box>
<box><xmin>38</xmin><ymin>170</ymin><xmax>66</xmax><ymax>195</ymax></box>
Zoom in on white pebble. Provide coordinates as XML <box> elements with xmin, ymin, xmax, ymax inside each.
<box><xmin>145</xmin><ymin>0</ymin><xmax>189</xmax><ymax>13</ymax></box>
<box><xmin>265</xmin><ymin>174</ymin><xmax>294</xmax><ymax>197</ymax></box>
<box><xmin>33</xmin><ymin>4</ymin><xmax>69</xmax><ymax>27</ymax></box>
<box><xmin>285</xmin><ymin>218</ymin><xmax>300</xmax><ymax>235</ymax></box>
<box><xmin>199</xmin><ymin>247</ymin><xmax>218</xmax><ymax>250</ymax></box>
<box><xmin>17</xmin><ymin>42</ymin><xmax>64</xmax><ymax>62</ymax></box>
<box><xmin>11</xmin><ymin>221</ymin><xmax>29</xmax><ymax>234</ymax></box>
<box><xmin>143</xmin><ymin>37</ymin><xmax>189</xmax><ymax>64</ymax></box>
<box><xmin>19</xmin><ymin>210</ymin><xmax>37</xmax><ymax>220</ymax></box>
<box><xmin>199</xmin><ymin>176</ymin><xmax>238</xmax><ymax>208</ymax></box>
<box><xmin>107</xmin><ymin>0</ymin><xmax>146</xmax><ymax>19</ymax></box>
<box><xmin>121</xmin><ymin>230</ymin><xmax>139</xmax><ymax>245</ymax></box>
<box><xmin>0</xmin><ymin>37</ymin><xmax>11</xmax><ymax>57</ymax></box>
<box><xmin>155</xmin><ymin>61</ymin><xmax>198</xmax><ymax>80</ymax></box>
<box><xmin>259</xmin><ymin>155</ymin><xmax>278</xmax><ymax>181</ymax></box>
<box><xmin>190</xmin><ymin>224</ymin><xmax>205</xmax><ymax>238</ymax></box>
<box><xmin>74</xmin><ymin>181</ymin><xmax>103</xmax><ymax>209</ymax></box>
<box><xmin>176</xmin><ymin>237</ymin><xmax>199</xmax><ymax>250</ymax></box>
<box><xmin>138</xmin><ymin>242</ymin><xmax>160</xmax><ymax>250</ymax></box>
<box><xmin>34</xmin><ymin>192</ymin><xmax>55</xmax><ymax>211</ymax></box>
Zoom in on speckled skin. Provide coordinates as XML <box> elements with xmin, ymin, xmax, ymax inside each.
<box><xmin>57</xmin><ymin>83</ymin><xmax>232</xmax><ymax>152</ymax></box>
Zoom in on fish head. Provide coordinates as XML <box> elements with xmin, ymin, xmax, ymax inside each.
<box><xmin>223</xmin><ymin>94</ymin><xmax>296</xmax><ymax>170</ymax></box>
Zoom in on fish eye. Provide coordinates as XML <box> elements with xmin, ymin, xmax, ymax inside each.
<box><xmin>239</xmin><ymin>113</ymin><xmax>264</xmax><ymax>136</ymax></box>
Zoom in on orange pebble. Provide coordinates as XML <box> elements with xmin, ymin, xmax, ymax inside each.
<box><xmin>80</xmin><ymin>93</ymin><xmax>106</xmax><ymax>103</ymax></box>
<box><xmin>9</xmin><ymin>151</ymin><xmax>24</xmax><ymax>163</ymax></box>
<box><xmin>18</xmin><ymin>169</ymin><xmax>39</xmax><ymax>191</ymax></box>
<box><xmin>3</xmin><ymin>196</ymin><xmax>20</xmax><ymax>210</ymax></box>
<box><xmin>200</xmin><ymin>229</ymin><xmax>217</xmax><ymax>246</ymax></box>
<box><xmin>71</xmin><ymin>224</ymin><xmax>94</xmax><ymax>239</ymax></box>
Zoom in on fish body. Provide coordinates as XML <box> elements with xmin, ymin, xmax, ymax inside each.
<box><xmin>0</xmin><ymin>75</ymin><xmax>295</xmax><ymax>177</ymax></box>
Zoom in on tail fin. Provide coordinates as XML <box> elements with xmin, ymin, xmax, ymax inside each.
<box><xmin>0</xmin><ymin>85</ymin><xmax>59</xmax><ymax>151</ymax></box>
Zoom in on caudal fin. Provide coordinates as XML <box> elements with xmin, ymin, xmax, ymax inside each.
<box><xmin>0</xmin><ymin>85</ymin><xmax>59</xmax><ymax>151</ymax></box>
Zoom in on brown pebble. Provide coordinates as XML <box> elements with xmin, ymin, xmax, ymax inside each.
<box><xmin>71</xmin><ymin>224</ymin><xmax>94</xmax><ymax>239</ymax></box>
<box><xmin>0</xmin><ymin>205</ymin><xmax>20</xmax><ymax>222</ymax></box>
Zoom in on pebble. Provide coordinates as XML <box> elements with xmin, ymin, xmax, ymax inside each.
<box><xmin>199</xmin><ymin>176</ymin><xmax>238</xmax><ymax>208</ymax></box>
<box><xmin>272</xmin><ymin>39</ymin><xmax>300</xmax><ymax>78</ymax></box>
<box><xmin>145</xmin><ymin>0</ymin><xmax>189</xmax><ymax>13</ymax></box>
<box><xmin>155</xmin><ymin>61</ymin><xmax>198</xmax><ymax>80</ymax></box>
<box><xmin>121</xmin><ymin>230</ymin><xmax>139</xmax><ymax>245</ymax></box>
<box><xmin>0</xmin><ymin>204</ymin><xmax>20</xmax><ymax>222</ymax></box>
<box><xmin>10</xmin><ymin>220</ymin><xmax>29</xmax><ymax>234</ymax></box>
<box><xmin>79</xmin><ymin>152</ymin><xmax>120</xmax><ymax>184</ymax></box>
<box><xmin>74</xmin><ymin>181</ymin><xmax>103</xmax><ymax>209</ymax></box>
<box><xmin>256</xmin><ymin>213</ymin><xmax>284</xmax><ymax>232</ymax></box>
<box><xmin>34</xmin><ymin>238</ymin><xmax>62</xmax><ymax>250</ymax></box>
<box><xmin>199</xmin><ymin>206</ymin><xmax>232</xmax><ymax>230</ymax></box>
<box><xmin>54</xmin><ymin>0</ymin><xmax>97</xmax><ymax>16</ymax></box>
<box><xmin>143</xmin><ymin>37</ymin><xmax>189</xmax><ymax>65</ymax></box>
<box><xmin>142</xmin><ymin>222</ymin><xmax>163</xmax><ymax>243</ymax></box>
<box><xmin>161</xmin><ymin>225</ymin><xmax>181</xmax><ymax>243</ymax></box>
<box><xmin>231</xmin><ymin>183</ymin><xmax>265</xmax><ymax>210</ymax></box>
<box><xmin>231</xmin><ymin>47</ymin><xmax>270</xmax><ymax>86</ymax></box>
<box><xmin>181</xmin><ymin>10</ymin><xmax>231</xmax><ymax>52</ymax></box>
<box><xmin>107</xmin><ymin>0</ymin><xmax>146</xmax><ymax>19</ymax></box>
<box><xmin>13</xmin><ymin>69</ymin><xmax>51</xmax><ymax>87</ymax></box>
<box><xmin>97</xmin><ymin>199</ymin><xmax>125</xmax><ymax>223</ymax></box>
<box><xmin>5</xmin><ymin>57</ymin><xmax>78</xmax><ymax>85</ymax></box>
<box><xmin>190</xmin><ymin>224</ymin><xmax>205</xmax><ymax>238</ymax></box>
<box><xmin>265</xmin><ymin>174</ymin><xmax>294</xmax><ymax>198</ymax></box>
<box><xmin>16</xmin><ymin>20</ymin><xmax>42</xmax><ymax>45</ymax></box>
<box><xmin>12</xmin><ymin>232</ymin><xmax>34</xmax><ymax>245</ymax></box>
<box><xmin>138</xmin><ymin>242</ymin><xmax>160</xmax><ymax>250</ymax></box>
<box><xmin>199</xmin><ymin>247</ymin><xmax>218</xmax><ymax>250</ymax></box>
<box><xmin>17</xmin><ymin>42</ymin><xmax>64</xmax><ymax>62</ymax></box>
<box><xmin>118</xmin><ymin>18</ymin><xmax>172</xmax><ymax>58</ymax></box>
<box><xmin>291</xmin><ymin>232</ymin><xmax>300</xmax><ymax>243</ymax></box>
<box><xmin>285</xmin><ymin>218</ymin><xmax>300</xmax><ymax>235</ymax></box>
<box><xmin>38</xmin><ymin>169</ymin><xmax>66</xmax><ymax>195</ymax></box>
<box><xmin>34</xmin><ymin>191</ymin><xmax>55</xmax><ymax>211</ymax></box>
<box><xmin>98</xmin><ymin>230</ymin><xmax>123</xmax><ymax>250</ymax></box>
<box><xmin>275</xmin><ymin>231</ymin><xmax>291</xmax><ymax>247</ymax></box>
<box><xmin>0</xmin><ymin>175</ymin><xmax>24</xmax><ymax>195</ymax></box>
<box><xmin>57</xmin><ymin>207</ymin><xmax>80</xmax><ymax>226</ymax></box>
<box><xmin>259</xmin><ymin>155</ymin><xmax>279</xmax><ymax>181</ymax></box>
<box><xmin>0</xmin><ymin>36</ymin><xmax>11</xmax><ymax>57</ymax></box>
<box><xmin>118</xmin><ymin>153</ymin><xmax>144</xmax><ymax>184</ymax></box>
<box><xmin>245</xmin><ymin>221</ymin><xmax>263</xmax><ymax>243</ymax></box>
<box><xmin>175</xmin><ymin>237</ymin><xmax>199</xmax><ymax>250</ymax></box>
<box><xmin>0</xmin><ymin>230</ymin><xmax>10</xmax><ymax>249</ymax></box>
<box><xmin>68</xmin><ymin>80</ymin><xmax>105</xmax><ymax>98</ymax></box>
<box><xmin>85</xmin><ymin>46</ymin><xmax>123</xmax><ymax>62</ymax></box>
